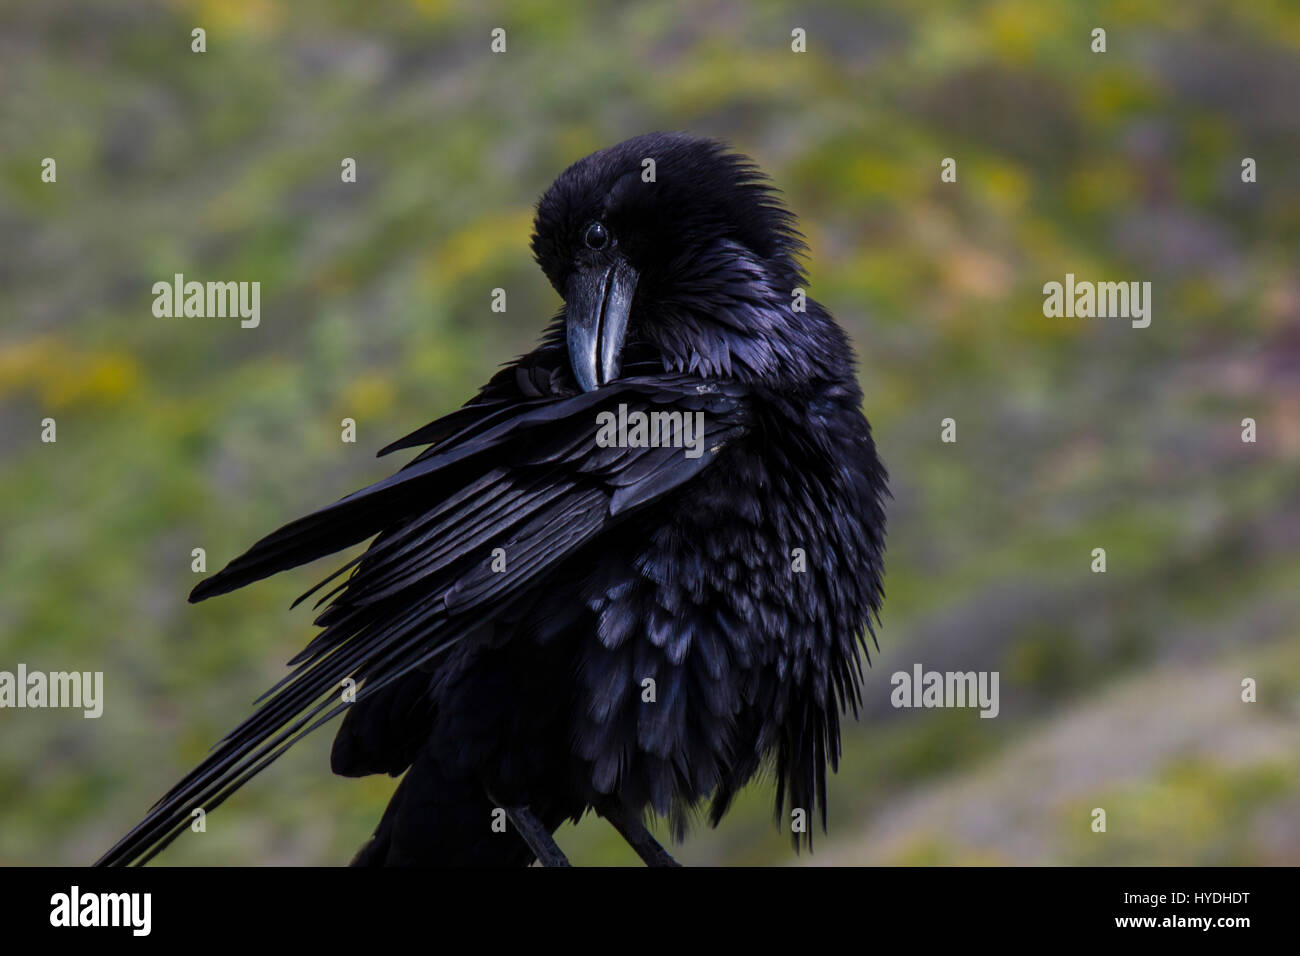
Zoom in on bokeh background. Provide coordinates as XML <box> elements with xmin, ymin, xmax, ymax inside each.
<box><xmin>2</xmin><ymin>0</ymin><xmax>1299</xmax><ymax>865</ymax></box>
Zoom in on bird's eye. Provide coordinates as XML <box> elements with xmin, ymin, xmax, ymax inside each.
<box><xmin>583</xmin><ymin>221</ymin><xmax>610</xmax><ymax>250</ymax></box>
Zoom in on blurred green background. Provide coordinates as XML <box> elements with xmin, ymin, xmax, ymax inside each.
<box><xmin>2</xmin><ymin>0</ymin><xmax>1298</xmax><ymax>865</ymax></box>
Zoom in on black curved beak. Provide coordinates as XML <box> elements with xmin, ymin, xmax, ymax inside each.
<box><xmin>565</xmin><ymin>258</ymin><xmax>638</xmax><ymax>393</ymax></box>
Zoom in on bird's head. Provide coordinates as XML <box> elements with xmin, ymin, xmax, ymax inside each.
<box><xmin>532</xmin><ymin>132</ymin><xmax>846</xmax><ymax>392</ymax></box>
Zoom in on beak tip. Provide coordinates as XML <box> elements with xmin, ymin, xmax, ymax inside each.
<box><xmin>565</xmin><ymin>258</ymin><xmax>638</xmax><ymax>395</ymax></box>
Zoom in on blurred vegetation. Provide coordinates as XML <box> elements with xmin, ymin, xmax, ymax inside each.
<box><xmin>1</xmin><ymin>0</ymin><xmax>1298</xmax><ymax>865</ymax></box>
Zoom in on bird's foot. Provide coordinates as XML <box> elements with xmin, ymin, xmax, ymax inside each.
<box><xmin>505</xmin><ymin>806</ymin><xmax>570</xmax><ymax>867</ymax></box>
<box><xmin>601</xmin><ymin>805</ymin><xmax>682</xmax><ymax>867</ymax></box>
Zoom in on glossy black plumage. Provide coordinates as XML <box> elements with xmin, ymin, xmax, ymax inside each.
<box><xmin>98</xmin><ymin>133</ymin><xmax>887</xmax><ymax>866</ymax></box>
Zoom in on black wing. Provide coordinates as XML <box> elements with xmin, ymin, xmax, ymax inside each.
<box><xmin>97</xmin><ymin>357</ymin><xmax>750</xmax><ymax>866</ymax></box>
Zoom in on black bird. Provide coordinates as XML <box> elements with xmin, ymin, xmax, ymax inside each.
<box><xmin>98</xmin><ymin>132</ymin><xmax>888</xmax><ymax>867</ymax></box>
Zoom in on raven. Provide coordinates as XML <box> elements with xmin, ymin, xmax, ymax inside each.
<box><xmin>99</xmin><ymin>132</ymin><xmax>888</xmax><ymax>867</ymax></box>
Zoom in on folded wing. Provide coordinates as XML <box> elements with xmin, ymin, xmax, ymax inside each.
<box><xmin>97</xmin><ymin>364</ymin><xmax>749</xmax><ymax>865</ymax></box>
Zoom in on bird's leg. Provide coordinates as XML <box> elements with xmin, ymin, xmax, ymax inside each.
<box><xmin>601</xmin><ymin>805</ymin><xmax>681</xmax><ymax>867</ymax></box>
<box><xmin>505</xmin><ymin>806</ymin><xmax>570</xmax><ymax>867</ymax></box>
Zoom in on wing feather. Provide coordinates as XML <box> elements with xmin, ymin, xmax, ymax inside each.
<box><xmin>97</xmin><ymin>369</ymin><xmax>750</xmax><ymax>865</ymax></box>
